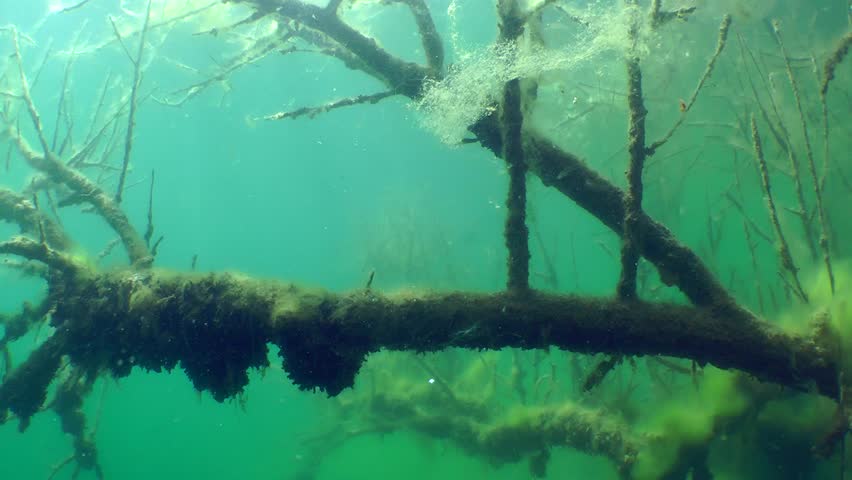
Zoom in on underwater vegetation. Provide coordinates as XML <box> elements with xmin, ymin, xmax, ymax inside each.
<box><xmin>0</xmin><ymin>0</ymin><xmax>850</xmax><ymax>479</ymax></box>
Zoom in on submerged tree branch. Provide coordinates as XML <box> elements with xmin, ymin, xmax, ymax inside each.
<box><xmin>0</xmin><ymin>189</ymin><xmax>71</xmax><ymax>250</ymax></box>
<box><xmin>617</xmin><ymin>1</ymin><xmax>647</xmax><ymax>301</ymax></box>
<box><xmin>0</xmin><ymin>270</ymin><xmax>839</xmax><ymax>428</ymax></box>
<box><xmin>214</xmin><ymin>0</ymin><xmax>740</xmax><ymax>313</ymax></box>
<box><xmin>498</xmin><ymin>0</ymin><xmax>530</xmax><ymax>293</ymax></box>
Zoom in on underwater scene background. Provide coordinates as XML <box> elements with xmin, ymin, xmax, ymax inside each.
<box><xmin>0</xmin><ymin>0</ymin><xmax>850</xmax><ymax>479</ymax></box>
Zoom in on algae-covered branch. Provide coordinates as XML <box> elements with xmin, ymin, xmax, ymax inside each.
<box><xmin>1</xmin><ymin>1</ymin><xmax>850</xmax><ymax>479</ymax></box>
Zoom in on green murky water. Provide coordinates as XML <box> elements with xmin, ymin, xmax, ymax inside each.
<box><xmin>1</xmin><ymin>1</ymin><xmax>850</xmax><ymax>479</ymax></box>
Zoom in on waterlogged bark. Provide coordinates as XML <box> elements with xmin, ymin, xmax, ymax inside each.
<box><xmin>0</xmin><ymin>270</ymin><xmax>838</xmax><ymax>428</ymax></box>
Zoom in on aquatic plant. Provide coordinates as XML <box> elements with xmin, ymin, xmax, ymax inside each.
<box><xmin>0</xmin><ymin>0</ymin><xmax>850</xmax><ymax>478</ymax></box>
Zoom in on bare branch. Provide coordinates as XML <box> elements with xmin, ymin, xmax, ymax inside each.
<box><xmin>9</xmin><ymin>129</ymin><xmax>150</xmax><ymax>266</ymax></box>
<box><xmin>647</xmin><ymin>15</ymin><xmax>732</xmax><ymax>155</ymax></box>
<box><xmin>262</xmin><ymin>90</ymin><xmax>396</xmax><ymax>120</ymax></box>
<box><xmin>750</xmin><ymin>116</ymin><xmax>808</xmax><ymax>303</ymax></box>
<box><xmin>772</xmin><ymin>19</ymin><xmax>834</xmax><ymax>295</ymax></box>
<box><xmin>737</xmin><ymin>33</ymin><xmax>818</xmax><ymax>262</ymax></box>
<box><xmin>144</xmin><ymin>170</ymin><xmax>155</xmax><ymax>248</ymax></box>
<box><xmin>650</xmin><ymin>0</ymin><xmax>697</xmax><ymax>29</ymax></box>
<box><xmin>156</xmin><ymin>32</ymin><xmax>290</xmax><ymax>108</ymax></box>
<box><xmin>820</xmin><ymin>30</ymin><xmax>852</xmax><ymax>98</ymax></box>
<box><xmin>0</xmin><ymin>236</ymin><xmax>79</xmax><ymax>273</ymax></box>
<box><xmin>11</xmin><ymin>28</ymin><xmax>50</xmax><ymax>154</ymax></box>
<box><xmin>0</xmin><ymin>189</ymin><xmax>70</xmax><ymax>250</ymax></box>
<box><xmin>51</xmin><ymin>0</ymin><xmax>94</xmax><ymax>15</ymax></box>
<box><xmin>115</xmin><ymin>0</ymin><xmax>153</xmax><ymax>205</ymax></box>
<box><xmin>393</xmin><ymin>0</ymin><xmax>444</xmax><ymax>73</ymax></box>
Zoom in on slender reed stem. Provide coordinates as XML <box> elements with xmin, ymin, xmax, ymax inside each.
<box><xmin>771</xmin><ymin>20</ymin><xmax>834</xmax><ymax>294</ymax></box>
<box><xmin>750</xmin><ymin>115</ymin><xmax>808</xmax><ymax>303</ymax></box>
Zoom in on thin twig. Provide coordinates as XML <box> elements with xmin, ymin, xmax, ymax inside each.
<box><xmin>156</xmin><ymin>34</ymin><xmax>290</xmax><ymax>108</ymax></box>
<box><xmin>51</xmin><ymin>21</ymin><xmax>87</xmax><ymax>152</ymax></box>
<box><xmin>53</xmin><ymin>0</ymin><xmax>93</xmax><ymax>14</ymax></box>
<box><xmin>144</xmin><ymin>169</ymin><xmax>155</xmax><ymax>248</ymax></box>
<box><xmin>108</xmin><ymin>16</ymin><xmax>135</xmax><ymax>63</ymax></box>
<box><xmin>647</xmin><ymin>15</ymin><xmax>732</xmax><ymax>155</ymax></box>
<box><xmin>650</xmin><ymin>0</ymin><xmax>697</xmax><ymax>28</ymax></box>
<box><xmin>115</xmin><ymin>0</ymin><xmax>152</xmax><ymax>205</ymax></box>
<box><xmin>83</xmin><ymin>71</ymin><xmax>114</xmax><ymax>145</ymax></box>
<box><xmin>724</xmin><ymin>191</ymin><xmax>772</xmax><ymax>244</ymax></box>
<box><xmin>738</xmin><ymin>33</ymin><xmax>817</xmax><ymax>261</ymax></box>
<box><xmin>11</xmin><ymin>28</ymin><xmax>50</xmax><ymax>154</ymax></box>
<box><xmin>262</xmin><ymin>91</ymin><xmax>396</xmax><ymax>121</ymax></box>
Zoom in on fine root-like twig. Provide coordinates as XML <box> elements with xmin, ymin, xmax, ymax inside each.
<box><xmin>156</xmin><ymin>31</ymin><xmax>291</xmax><ymax>108</ymax></box>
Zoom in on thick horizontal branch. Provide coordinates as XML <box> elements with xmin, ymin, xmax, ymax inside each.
<box><xmin>0</xmin><ymin>270</ymin><xmax>837</xmax><ymax>427</ymax></box>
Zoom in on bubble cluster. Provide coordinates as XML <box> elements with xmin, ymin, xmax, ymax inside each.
<box><xmin>414</xmin><ymin>5</ymin><xmax>632</xmax><ymax>145</ymax></box>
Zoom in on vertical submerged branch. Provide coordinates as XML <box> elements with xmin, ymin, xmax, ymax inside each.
<box><xmin>395</xmin><ymin>0</ymin><xmax>444</xmax><ymax>75</ymax></box>
<box><xmin>588</xmin><ymin>0</ymin><xmax>650</xmax><ymax>391</ymax></box>
<box><xmin>750</xmin><ymin>116</ymin><xmax>808</xmax><ymax>303</ymax></box>
<box><xmin>617</xmin><ymin>1</ymin><xmax>647</xmax><ymax>301</ymax></box>
<box><xmin>8</xmin><ymin>26</ymin><xmax>150</xmax><ymax>266</ymax></box>
<box><xmin>498</xmin><ymin>0</ymin><xmax>530</xmax><ymax>293</ymax></box>
<box><xmin>737</xmin><ymin>34</ymin><xmax>817</xmax><ymax>262</ymax></box>
<box><xmin>144</xmin><ymin>169</ymin><xmax>155</xmax><ymax>248</ymax></box>
<box><xmin>114</xmin><ymin>0</ymin><xmax>152</xmax><ymax>205</ymax></box>
<box><xmin>771</xmin><ymin>20</ymin><xmax>835</xmax><ymax>295</ymax></box>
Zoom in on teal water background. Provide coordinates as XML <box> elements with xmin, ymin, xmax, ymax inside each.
<box><xmin>1</xmin><ymin>0</ymin><xmax>850</xmax><ymax>478</ymax></box>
